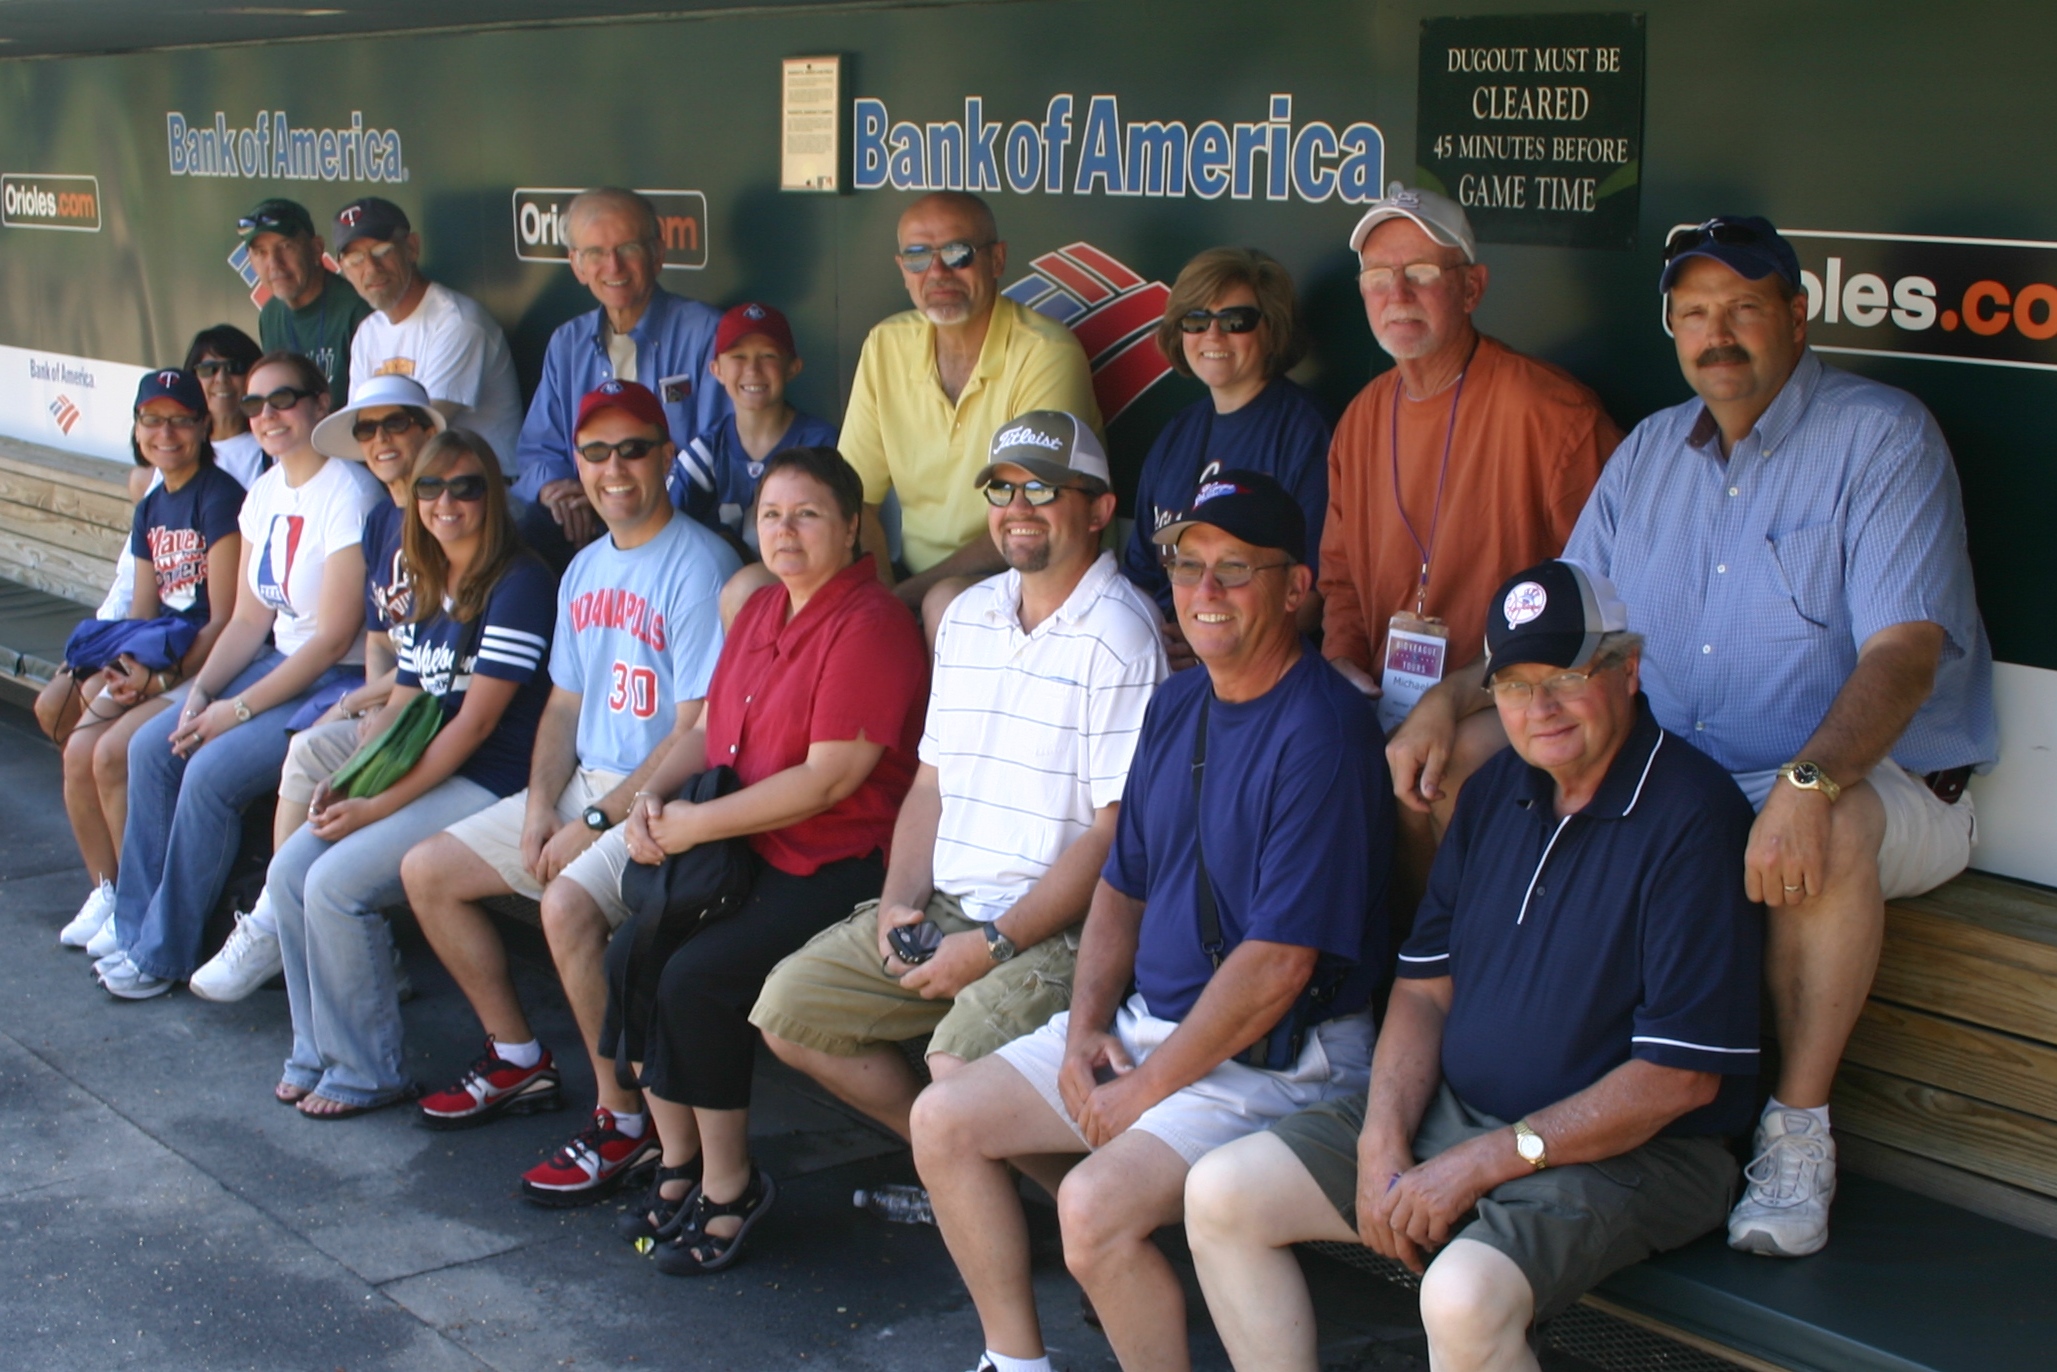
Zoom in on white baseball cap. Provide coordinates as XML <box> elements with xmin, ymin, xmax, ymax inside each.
<box><xmin>1347</xmin><ymin>181</ymin><xmax>1478</xmax><ymax>262</ymax></box>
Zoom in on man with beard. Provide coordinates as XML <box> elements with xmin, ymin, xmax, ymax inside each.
<box><xmin>1392</xmin><ymin>216</ymin><xmax>1995</xmax><ymax>1258</ymax></box>
<box><xmin>243</xmin><ymin>198</ymin><xmax>371</xmax><ymax>399</ymax></box>
<box><xmin>752</xmin><ymin>411</ymin><xmax>1167</xmax><ymax>1152</ymax></box>
<box><xmin>838</xmin><ymin>192</ymin><xmax>1101</xmax><ymax>634</ymax></box>
<box><xmin>335</xmin><ymin>197</ymin><xmax>524</xmax><ymax>466</ymax></box>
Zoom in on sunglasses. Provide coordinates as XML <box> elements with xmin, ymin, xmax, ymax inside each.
<box><xmin>1357</xmin><ymin>261</ymin><xmax>1453</xmax><ymax>294</ymax></box>
<box><xmin>237</xmin><ymin>213</ymin><xmax>301</xmax><ymax>236</ymax></box>
<box><xmin>1178</xmin><ymin>306</ymin><xmax>1263</xmax><ymax>335</ymax></box>
<box><xmin>1663</xmin><ymin>219</ymin><xmax>1762</xmax><ymax>261</ymax></box>
<box><xmin>135</xmin><ymin>412</ymin><xmax>205</xmax><ymax>431</ymax></box>
<box><xmin>192</xmin><ymin>359</ymin><xmax>247</xmax><ymax>380</ymax></box>
<box><xmin>414</xmin><ymin>474</ymin><xmax>490</xmax><ymax>503</ymax></box>
<box><xmin>982</xmin><ymin>479</ymin><xmax>1075</xmax><ymax>508</ymax></box>
<box><xmin>353</xmin><ymin>413</ymin><xmax>425</xmax><ymax>443</ymax></box>
<box><xmin>1164</xmin><ymin>555</ymin><xmax>1292</xmax><ymax>588</ymax></box>
<box><xmin>896</xmin><ymin>240</ymin><xmax>989</xmax><ymax>274</ymax></box>
<box><xmin>576</xmin><ymin>437</ymin><xmax>664</xmax><ymax>465</ymax></box>
<box><xmin>238</xmin><ymin>386</ymin><xmax>318</xmax><ymax>417</ymax></box>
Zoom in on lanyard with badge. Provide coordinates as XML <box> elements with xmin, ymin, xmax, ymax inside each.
<box><xmin>1378</xmin><ymin>368</ymin><xmax>1467</xmax><ymax>735</ymax></box>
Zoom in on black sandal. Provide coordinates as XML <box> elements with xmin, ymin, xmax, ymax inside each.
<box><xmin>617</xmin><ymin>1157</ymin><xmax>704</xmax><ymax>1248</ymax></box>
<box><xmin>651</xmin><ymin>1166</ymin><xmax>776</xmax><ymax>1277</ymax></box>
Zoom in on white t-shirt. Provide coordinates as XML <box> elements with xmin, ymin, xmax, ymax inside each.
<box><xmin>213</xmin><ymin>432</ymin><xmax>267</xmax><ymax>489</ymax></box>
<box><xmin>239</xmin><ymin>455</ymin><xmax>384</xmax><ymax>660</ymax></box>
<box><xmin>349</xmin><ymin>281</ymin><xmax>523</xmax><ymax>469</ymax></box>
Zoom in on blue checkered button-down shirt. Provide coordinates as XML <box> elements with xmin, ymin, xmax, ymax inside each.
<box><xmin>1564</xmin><ymin>349</ymin><xmax>1995</xmax><ymax>776</ymax></box>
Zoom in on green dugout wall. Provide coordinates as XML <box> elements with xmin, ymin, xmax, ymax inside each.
<box><xmin>1</xmin><ymin>0</ymin><xmax>2053</xmax><ymax>879</ymax></box>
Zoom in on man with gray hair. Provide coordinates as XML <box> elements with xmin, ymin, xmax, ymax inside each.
<box><xmin>1186</xmin><ymin>559</ymin><xmax>1762</xmax><ymax>1372</ymax></box>
<box><xmin>512</xmin><ymin>186</ymin><xmax>728</xmax><ymax>568</ymax></box>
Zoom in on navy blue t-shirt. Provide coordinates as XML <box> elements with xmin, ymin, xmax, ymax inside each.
<box><xmin>361</xmin><ymin>499</ymin><xmax>411</xmax><ymax>638</ymax></box>
<box><xmin>1121</xmin><ymin>379</ymin><xmax>1332</xmax><ymax>615</ymax></box>
<box><xmin>1401</xmin><ymin>697</ymin><xmax>1763</xmax><ymax>1136</ymax></box>
<box><xmin>395</xmin><ymin>553</ymin><xmax>558</xmax><ymax>797</ymax></box>
<box><xmin>128</xmin><ymin>463</ymin><xmax>246</xmax><ymax>623</ymax></box>
<box><xmin>669</xmin><ymin>409</ymin><xmax>840</xmax><ymax>546</ymax></box>
<box><xmin>1105</xmin><ymin>648</ymin><xmax>1392</xmax><ymax>1023</ymax></box>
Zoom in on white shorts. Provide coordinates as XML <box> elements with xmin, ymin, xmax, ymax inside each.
<box><xmin>440</xmin><ymin>767</ymin><xmax>635</xmax><ymax>928</ymax></box>
<box><xmin>993</xmin><ymin>993</ymin><xmax>1374</xmax><ymax>1167</ymax></box>
<box><xmin>1734</xmin><ymin>759</ymin><xmax>1975</xmax><ymax>901</ymax></box>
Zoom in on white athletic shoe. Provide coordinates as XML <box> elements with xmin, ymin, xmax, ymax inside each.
<box><xmin>85</xmin><ymin>915</ymin><xmax>122</xmax><ymax>960</ymax></box>
<box><xmin>188</xmin><ymin>912</ymin><xmax>283</xmax><ymax>1002</ymax></box>
<box><xmin>1728</xmin><ymin>1107</ymin><xmax>1837</xmax><ymax>1257</ymax></box>
<box><xmin>60</xmin><ymin>881</ymin><xmax>116</xmax><ymax>948</ymax></box>
<box><xmin>99</xmin><ymin>954</ymin><xmax>172</xmax><ymax>1001</ymax></box>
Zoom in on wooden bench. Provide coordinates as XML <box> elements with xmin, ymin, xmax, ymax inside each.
<box><xmin>0</xmin><ymin>434</ymin><xmax>129</xmax><ymax>609</ymax></box>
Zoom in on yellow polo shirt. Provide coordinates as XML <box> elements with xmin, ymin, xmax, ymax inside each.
<box><xmin>840</xmin><ymin>296</ymin><xmax>1101</xmax><ymax>573</ymax></box>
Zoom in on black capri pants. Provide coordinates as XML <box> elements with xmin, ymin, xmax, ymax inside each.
<box><xmin>637</xmin><ymin>852</ymin><xmax>884</xmax><ymax>1110</ymax></box>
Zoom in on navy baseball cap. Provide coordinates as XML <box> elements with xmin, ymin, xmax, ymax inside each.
<box><xmin>332</xmin><ymin>197</ymin><xmax>411</xmax><ymax>251</ymax></box>
<box><xmin>1482</xmin><ymin>560</ymin><xmax>1629</xmax><ymax>677</ymax></box>
<box><xmin>134</xmin><ymin>368</ymin><xmax>206</xmax><ymax>415</ymax></box>
<box><xmin>1658</xmin><ymin>215</ymin><xmax>1802</xmax><ymax>293</ymax></box>
<box><xmin>1150</xmin><ymin>469</ymin><xmax>1307</xmax><ymax>563</ymax></box>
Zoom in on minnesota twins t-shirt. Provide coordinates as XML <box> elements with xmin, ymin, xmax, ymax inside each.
<box><xmin>670</xmin><ymin>410</ymin><xmax>840</xmax><ymax>548</ymax></box>
<box><xmin>396</xmin><ymin>554</ymin><xmax>558</xmax><ymax>796</ymax></box>
<box><xmin>1105</xmin><ymin>648</ymin><xmax>1394</xmax><ymax>1023</ymax></box>
<box><xmin>551</xmin><ymin>510</ymin><xmax>740</xmax><ymax>776</ymax></box>
<box><xmin>239</xmin><ymin>455</ymin><xmax>385</xmax><ymax>660</ymax></box>
<box><xmin>128</xmin><ymin>463</ymin><xmax>246</xmax><ymax>623</ymax></box>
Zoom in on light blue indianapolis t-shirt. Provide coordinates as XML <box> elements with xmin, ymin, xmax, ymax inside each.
<box><xmin>551</xmin><ymin>509</ymin><xmax>740</xmax><ymax>775</ymax></box>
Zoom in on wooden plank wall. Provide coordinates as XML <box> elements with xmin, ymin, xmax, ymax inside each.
<box><xmin>0</xmin><ymin>436</ymin><xmax>131</xmax><ymax>607</ymax></box>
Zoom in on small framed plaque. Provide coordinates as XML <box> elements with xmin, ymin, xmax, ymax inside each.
<box><xmin>781</xmin><ymin>56</ymin><xmax>841</xmax><ymax>192</ymax></box>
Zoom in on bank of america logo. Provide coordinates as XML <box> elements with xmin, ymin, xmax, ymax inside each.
<box><xmin>228</xmin><ymin>242</ymin><xmax>272</xmax><ymax>308</ymax></box>
<box><xmin>1005</xmin><ymin>244</ymin><xmax>1173</xmax><ymax>424</ymax></box>
<box><xmin>48</xmin><ymin>394</ymin><xmax>80</xmax><ymax>434</ymax></box>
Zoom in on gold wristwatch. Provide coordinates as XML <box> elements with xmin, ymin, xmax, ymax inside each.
<box><xmin>232</xmin><ymin>696</ymin><xmax>253</xmax><ymax>723</ymax></box>
<box><xmin>1513</xmin><ymin>1119</ymin><xmax>1548</xmax><ymax>1171</ymax></box>
<box><xmin>1777</xmin><ymin>759</ymin><xmax>1842</xmax><ymax>804</ymax></box>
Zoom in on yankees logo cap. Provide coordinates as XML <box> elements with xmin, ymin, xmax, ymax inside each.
<box><xmin>975</xmin><ymin>410</ymin><xmax>1111</xmax><ymax>491</ymax></box>
<box><xmin>1347</xmin><ymin>180</ymin><xmax>1478</xmax><ymax>262</ymax></box>
<box><xmin>1150</xmin><ymin>468</ymin><xmax>1306</xmax><ymax>563</ymax></box>
<box><xmin>714</xmin><ymin>301</ymin><xmax>798</xmax><ymax>358</ymax></box>
<box><xmin>134</xmin><ymin>368</ymin><xmax>207</xmax><ymax>415</ymax></box>
<box><xmin>575</xmin><ymin>379</ymin><xmax>668</xmax><ymax>435</ymax></box>
<box><xmin>1482</xmin><ymin>559</ymin><xmax>1629</xmax><ymax>676</ymax></box>
<box><xmin>332</xmin><ymin>197</ymin><xmax>411</xmax><ymax>251</ymax></box>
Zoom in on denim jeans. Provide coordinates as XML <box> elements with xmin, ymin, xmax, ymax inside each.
<box><xmin>272</xmin><ymin>775</ymin><xmax>496</xmax><ymax>1105</ymax></box>
<box><xmin>114</xmin><ymin>651</ymin><xmax>357</xmax><ymax>980</ymax></box>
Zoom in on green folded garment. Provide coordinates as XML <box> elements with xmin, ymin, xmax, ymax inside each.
<box><xmin>329</xmin><ymin>691</ymin><xmax>445</xmax><ymax>799</ymax></box>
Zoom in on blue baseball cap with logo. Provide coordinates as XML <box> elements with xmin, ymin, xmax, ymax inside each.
<box><xmin>1482</xmin><ymin>559</ymin><xmax>1629</xmax><ymax>677</ymax></box>
<box><xmin>134</xmin><ymin>368</ymin><xmax>207</xmax><ymax>415</ymax></box>
<box><xmin>1659</xmin><ymin>215</ymin><xmax>1802</xmax><ymax>294</ymax></box>
<box><xmin>332</xmin><ymin>197</ymin><xmax>412</xmax><ymax>252</ymax></box>
<box><xmin>1150</xmin><ymin>468</ymin><xmax>1307</xmax><ymax>563</ymax></box>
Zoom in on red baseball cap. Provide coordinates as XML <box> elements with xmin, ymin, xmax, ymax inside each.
<box><xmin>714</xmin><ymin>302</ymin><xmax>797</xmax><ymax>358</ymax></box>
<box><xmin>575</xmin><ymin>379</ymin><xmax>668</xmax><ymax>437</ymax></box>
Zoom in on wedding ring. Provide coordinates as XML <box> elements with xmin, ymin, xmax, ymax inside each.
<box><xmin>1783</xmin><ymin>883</ymin><xmax>1804</xmax><ymax>893</ymax></box>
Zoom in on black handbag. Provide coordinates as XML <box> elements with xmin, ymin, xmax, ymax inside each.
<box><xmin>598</xmin><ymin>765</ymin><xmax>757</xmax><ymax>1087</ymax></box>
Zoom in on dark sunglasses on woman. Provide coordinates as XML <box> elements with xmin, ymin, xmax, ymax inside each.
<box><xmin>1178</xmin><ymin>305</ymin><xmax>1263</xmax><ymax>335</ymax></box>
<box><xmin>238</xmin><ymin>386</ymin><xmax>318</xmax><ymax>417</ymax></box>
<box><xmin>414</xmin><ymin>474</ymin><xmax>490</xmax><ymax>503</ymax></box>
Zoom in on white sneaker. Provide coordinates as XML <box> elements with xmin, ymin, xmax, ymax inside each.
<box><xmin>1728</xmin><ymin>1108</ymin><xmax>1837</xmax><ymax>1257</ymax></box>
<box><xmin>60</xmin><ymin>881</ymin><xmax>116</xmax><ymax>948</ymax></box>
<box><xmin>100</xmin><ymin>954</ymin><xmax>172</xmax><ymax>1000</ymax></box>
<box><xmin>188</xmin><ymin>912</ymin><xmax>283</xmax><ymax>1002</ymax></box>
<box><xmin>85</xmin><ymin>915</ymin><xmax>122</xmax><ymax>959</ymax></box>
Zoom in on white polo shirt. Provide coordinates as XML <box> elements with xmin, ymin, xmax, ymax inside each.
<box><xmin>921</xmin><ymin>552</ymin><xmax>1168</xmax><ymax>923</ymax></box>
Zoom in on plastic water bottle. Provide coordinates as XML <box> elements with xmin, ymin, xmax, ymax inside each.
<box><xmin>853</xmin><ymin>1184</ymin><xmax>935</xmax><ymax>1226</ymax></box>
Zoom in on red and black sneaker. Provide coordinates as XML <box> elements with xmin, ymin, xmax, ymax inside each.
<box><xmin>418</xmin><ymin>1037</ymin><xmax>562</xmax><ymax>1131</ymax></box>
<box><xmin>520</xmin><ymin>1107</ymin><xmax>660</xmax><ymax>1208</ymax></box>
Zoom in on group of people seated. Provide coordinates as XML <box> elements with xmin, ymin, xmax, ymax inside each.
<box><xmin>30</xmin><ymin>181</ymin><xmax>1995</xmax><ymax>1372</ymax></box>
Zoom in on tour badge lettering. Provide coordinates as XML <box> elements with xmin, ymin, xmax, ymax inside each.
<box><xmin>511</xmin><ymin>188</ymin><xmax>708</xmax><ymax>271</ymax></box>
<box><xmin>2</xmin><ymin>175</ymin><xmax>102</xmax><ymax>232</ymax></box>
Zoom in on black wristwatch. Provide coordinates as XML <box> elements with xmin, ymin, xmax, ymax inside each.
<box><xmin>983</xmin><ymin>921</ymin><xmax>1018</xmax><ymax>963</ymax></box>
<box><xmin>581</xmin><ymin>804</ymin><xmax>611</xmax><ymax>833</ymax></box>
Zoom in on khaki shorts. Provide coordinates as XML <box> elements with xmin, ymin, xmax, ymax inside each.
<box><xmin>749</xmin><ymin>891</ymin><xmax>1077</xmax><ymax>1064</ymax></box>
<box><xmin>278</xmin><ymin>717</ymin><xmax>363</xmax><ymax>808</ymax></box>
<box><xmin>440</xmin><ymin>767</ymin><xmax>634</xmax><ymax>929</ymax></box>
<box><xmin>1735</xmin><ymin>758</ymin><xmax>1975</xmax><ymax>900</ymax></box>
<box><xmin>1272</xmin><ymin>1083</ymin><xmax>1736</xmax><ymax>1322</ymax></box>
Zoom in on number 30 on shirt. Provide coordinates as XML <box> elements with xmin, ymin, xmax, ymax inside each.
<box><xmin>608</xmin><ymin>661</ymin><xmax>659</xmax><ymax>718</ymax></box>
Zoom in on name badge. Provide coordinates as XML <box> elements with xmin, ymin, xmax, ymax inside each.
<box><xmin>658</xmin><ymin>373</ymin><xmax>693</xmax><ymax>404</ymax></box>
<box><xmin>1379</xmin><ymin>612</ymin><xmax>1449</xmax><ymax>735</ymax></box>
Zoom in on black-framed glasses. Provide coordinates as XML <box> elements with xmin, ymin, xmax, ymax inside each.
<box><xmin>1485</xmin><ymin>663</ymin><xmax>1613</xmax><ymax>706</ymax></box>
<box><xmin>576</xmin><ymin>437</ymin><xmax>664</xmax><ymax>465</ymax></box>
<box><xmin>1164</xmin><ymin>555</ymin><xmax>1292</xmax><ymax>588</ymax></box>
<box><xmin>1663</xmin><ymin>219</ymin><xmax>1762</xmax><ymax>262</ymax></box>
<box><xmin>1358</xmin><ymin>261</ymin><xmax>1451</xmax><ymax>293</ymax></box>
<box><xmin>414</xmin><ymin>474</ymin><xmax>490</xmax><ymax>503</ymax></box>
<box><xmin>982</xmin><ymin>479</ymin><xmax>1070</xmax><ymax>508</ymax></box>
<box><xmin>192</xmin><ymin>359</ymin><xmax>247</xmax><ymax>380</ymax></box>
<box><xmin>1178</xmin><ymin>306</ymin><xmax>1263</xmax><ymax>335</ymax></box>
<box><xmin>896</xmin><ymin>239</ymin><xmax>990</xmax><ymax>274</ymax></box>
<box><xmin>352</xmin><ymin>413</ymin><xmax>424</xmax><ymax>443</ymax></box>
<box><xmin>238</xmin><ymin>386</ymin><xmax>318</xmax><ymax>417</ymax></box>
<box><xmin>135</xmin><ymin>412</ymin><xmax>205</xmax><ymax>431</ymax></box>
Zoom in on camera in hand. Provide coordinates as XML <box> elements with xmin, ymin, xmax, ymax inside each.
<box><xmin>887</xmin><ymin>918</ymin><xmax>945</xmax><ymax>966</ymax></box>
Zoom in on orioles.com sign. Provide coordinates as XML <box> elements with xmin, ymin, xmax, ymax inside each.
<box><xmin>510</xmin><ymin>188</ymin><xmax>708</xmax><ymax>270</ymax></box>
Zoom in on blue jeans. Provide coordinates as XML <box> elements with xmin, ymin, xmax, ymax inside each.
<box><xmin>272</xmin><ymin>775</ymin><xmax>496</xmax><ymax>1105</ymax></box>
<box><xmin>114</xmin><ymin>651</ymin><xmax>357</xmax><ymax>980</ymax></box>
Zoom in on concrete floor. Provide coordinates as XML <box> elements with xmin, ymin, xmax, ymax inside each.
<box><xmin>0</xmin><ymin>695</ymin><xmax>1541</xmax><ymax>1372</ymax></box>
